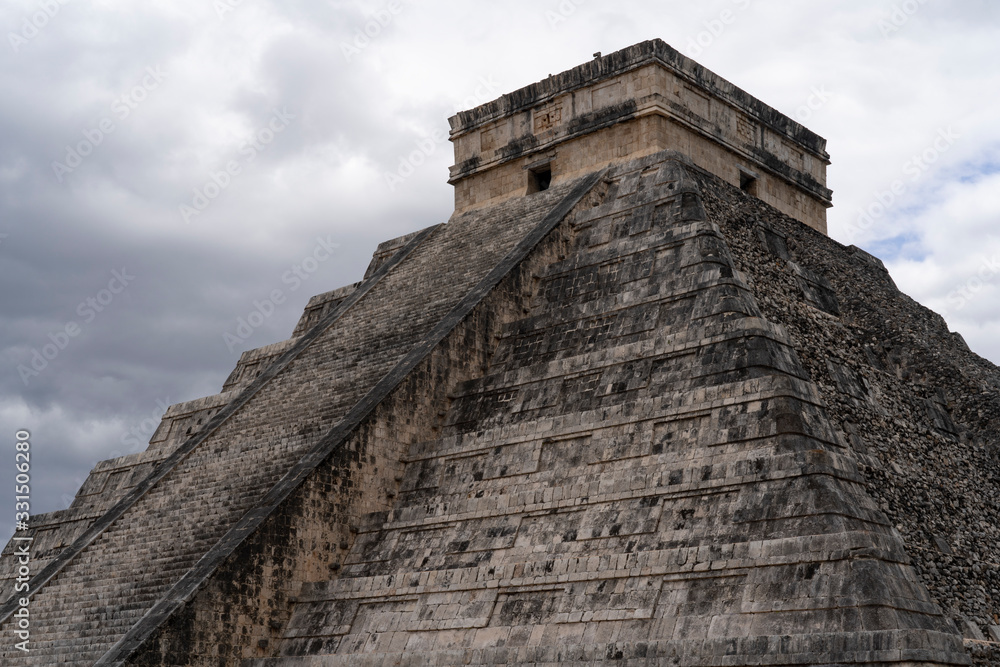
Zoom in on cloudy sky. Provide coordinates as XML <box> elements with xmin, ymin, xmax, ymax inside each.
<box><xmin>1</xmin><ymin>0</ymin><xmax>998</xmax><ymax>543</ymax></box>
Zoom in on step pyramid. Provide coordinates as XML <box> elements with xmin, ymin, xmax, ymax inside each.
<box><xmin>2</xmin><ymin>39</ymin><xmax>997</xmax><ymax>666</ymax></box>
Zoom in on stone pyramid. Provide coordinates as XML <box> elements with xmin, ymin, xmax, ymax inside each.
<box><xmin>2</xmin><ymin>39</ymin><xmax>998</xmax><ymax>666</ymax></box>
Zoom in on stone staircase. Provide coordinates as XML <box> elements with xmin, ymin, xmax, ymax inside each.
<box><xmin>0</xmin><ymin>175</ymin><xmax>598</xmax><ymax>665</ymax></box>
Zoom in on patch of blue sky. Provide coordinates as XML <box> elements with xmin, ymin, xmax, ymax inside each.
<box><xmin>938</xmin><ymin>148</ymin><xmax>1000</xmax><ymax>184</ymax></box>
<box><xmin>956</xmin><ymin>161</ymin><xmax>1000</xmax><ymax>183</ymax></box>
<box><xmin>863</xmin><ymin>232</ymin><xmax>925</xmax><ymax>263</ymax></box>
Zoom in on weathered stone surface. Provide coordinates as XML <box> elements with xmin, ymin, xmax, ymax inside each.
<box><xmin>0</xmin><ymin>171</ymin><xmax>602</xmax><ymax>665</ymax></box>
<box><xmin>2</xmin><ymin>39</ymin><xmax>997</xmax><ymax>667</ymax></box>
<box><xmin>697</xmin><ymin>173</ymin><xmax>1000</xmax><ymax>657</ymax></box>
<box><xmin>234</xmin><ymin>154</ymin><xmax>975</xmax><ymax>667</ymax></box>
<box><xmin>449</xmin><ymin>39</ymin><xmax>832</xmax><ymax>233</ymax></box>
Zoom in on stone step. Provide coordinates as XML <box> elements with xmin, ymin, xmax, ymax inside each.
<box><xmin>242</xmin><ymin>630</ymin><xmax>968</xmax><ymax>666</ymax></box>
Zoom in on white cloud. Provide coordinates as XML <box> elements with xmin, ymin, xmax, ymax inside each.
<box><xmin>885</xmin><ymin>170</ymin><xmax>1000</xmax><ymax>334</ymax></box>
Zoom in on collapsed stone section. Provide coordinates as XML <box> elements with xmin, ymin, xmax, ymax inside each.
<box><xmin>695</xmin><ymin>174</ymin><xmax>1000</xmax><ymax>665</ymax></box>
<box><xmin>243</xmin><ymin>155</ymin><xmax>970</xmax><ymax>666</ymax></box>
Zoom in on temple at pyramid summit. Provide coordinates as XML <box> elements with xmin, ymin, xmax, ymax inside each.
<box><xmin>3</xmin><ymin>39</ymin><xmax>1000</xmax><ymax>666</ymax></box>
